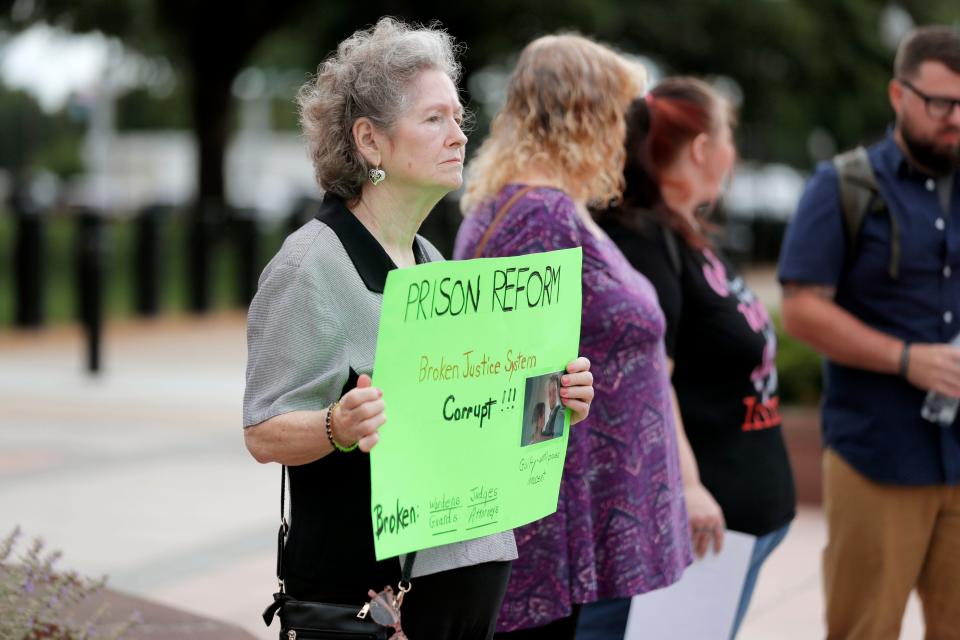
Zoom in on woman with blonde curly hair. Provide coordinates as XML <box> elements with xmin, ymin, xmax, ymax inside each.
<box><xmin>455</xmin><ymin>35</ymin><xmax>692</xmax><ymax>639</ymax></box>
<box><xmin>243</xmin><ymin>18</ymin><xmax>595</xmax><ymax>639</ymax></box>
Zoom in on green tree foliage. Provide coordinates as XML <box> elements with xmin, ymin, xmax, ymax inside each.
<box><xmin>115</xmin><ymin>86</ymin><xmax>190</xmax><ymax>130</ymax></box>
<box><xmin>0</xmin><ymin>87</ymin><xmax>84</xmax><ymax>178</ymax></box>
<box><xmin>245</xmin><ymin>0</ymin><xmax>960</xmax><ymax>170</ymax></box>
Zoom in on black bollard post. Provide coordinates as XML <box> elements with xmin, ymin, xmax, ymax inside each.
<box><xmin>232</xmin><ymin>208</ymin><xmax>259</xmax><ymax>307</ymax></box>
<box><xmin>187</xmin><ymin>199</ymin><xmax>220</xmax><ymax>313</ymax></box>
<box><xmin>76</xmin><ymin>209</ymin><xmax>105</xmax><ymax>374</ymax></box>
<box><xmin>12</xmin><ymin>189</ymin><xmax>45</xmax><ymax>328</ymax></box>
<box><xmin>134</xmin><ymin>204</ymin><xmax>167</xmax><ymax>316</ymax></box>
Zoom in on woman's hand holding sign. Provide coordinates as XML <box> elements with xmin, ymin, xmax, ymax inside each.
<box><xmin>338</xmin><ymin>359</ymin><xmax>592</xmax><ymax>455</ymax></box>
<box><xmin>333</xmin><ymin>374</ymin><xmax>387</xmax><ymax>452</ymax></box>
<box><xmin>560</xmin><ymin>357</ymin><xmax>594</xmax><ymax>425</ymax></box>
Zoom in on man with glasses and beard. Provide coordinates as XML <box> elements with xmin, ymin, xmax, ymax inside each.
<box><xmin>778</xmin><ymin>26</ymin><xmax>960</xmax><ymax>640</ymax></box>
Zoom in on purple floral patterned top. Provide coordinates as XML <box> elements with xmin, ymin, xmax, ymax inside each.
<box><xmin>453</xmin><ymin>185</ymin><xmax>692</xmax><ymax>631</ymax></box>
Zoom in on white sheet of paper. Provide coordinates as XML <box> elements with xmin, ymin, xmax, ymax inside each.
<box><xmin>625</xmin><ymin>530</ymin><xmax>756</xmax><ymax>640</ymax></box>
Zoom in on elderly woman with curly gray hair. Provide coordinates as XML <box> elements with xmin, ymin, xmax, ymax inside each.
<box><xmin>242</xmin><ymin>17</ymin><xmax>594</xmax><ymax>639</ymax></box>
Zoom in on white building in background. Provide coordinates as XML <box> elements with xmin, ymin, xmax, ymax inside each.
<box><xmin>63</xmin><ymin>134</ymin><xmax>807</xmax><ymax>223</ymax></box>
<box><xmin>226</xmin><ymin>130</ymin><xmax>320</xmax><ymax>217</ymax></box>
<box><xmin>1</xmin><ymin>24</ymin><xmax>320</xmax><ymax>219</ymax></box>
<box><xmin>724</xmin><ymin>162</ymin><xmax>807</xmax><ymax>221</ymax></box>
<box><xmin>67</xmin><ymin>63</ymin><xmax>321</xmax><ymax>218</ymax></box>
<box><xmin>67</xmin><ymin>130</ymin><xmax>319</xmax><ymax>219</ymax></box>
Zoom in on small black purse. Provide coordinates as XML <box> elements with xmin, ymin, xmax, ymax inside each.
<box><xmin>262</xmin><ymin>466</ymin><xmax>416</xmax><ymax>640</ymax></box>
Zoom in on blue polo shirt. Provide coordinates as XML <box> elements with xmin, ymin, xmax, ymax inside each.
<box><xmin>778</xmin><ymin>132</ymin><xmax>960</xmax><ymax>485</ymax></box>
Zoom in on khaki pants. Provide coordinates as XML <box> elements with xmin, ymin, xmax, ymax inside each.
<box><xmin>823</xmin><ymin>448</ymin><xmax>960</xmax><ymax>640</ymax></box>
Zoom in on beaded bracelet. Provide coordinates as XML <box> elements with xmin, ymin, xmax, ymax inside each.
<box><xmin>899</xmin><ymin>341</ymin><xmax>911</xmax><ymax>378</ymax></box>
<box><xmin>325</xmin><ymin>401</ymin><xmax>358</xmax><ymax>452</ymax></box>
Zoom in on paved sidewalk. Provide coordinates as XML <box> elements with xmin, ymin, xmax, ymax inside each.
<box><xmin>0</xmin><ymin>314</ymin><xmax>279</xmax><ymax>638</ymax></box>
<box><xmin>0</xmin><ymin>313</ymin><xmax>924</xmax><ymax>639</ymax></box>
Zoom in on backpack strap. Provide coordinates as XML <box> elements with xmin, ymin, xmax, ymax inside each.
<box><xmin>832</xmin><ymin>146</ymin><xmax>900</xmax><ymax>279</ymax></box>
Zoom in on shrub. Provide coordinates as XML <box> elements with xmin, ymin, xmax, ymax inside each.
<box><xmin>0</xmin><ymin>527</ymin><xmax>139</xmax><ymax>639</ymax></box>
<box><xmin>774</xmin><ymin>313</ymin><xmax>824</xmax><ymax>406</ymax></box>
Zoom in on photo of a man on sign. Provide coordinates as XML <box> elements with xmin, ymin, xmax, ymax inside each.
<box><xmin>520</xmin><ymin>371</ymin><xmax>567</xmax><ymax>446</ymax></box>
<box><xmin>543</xmin><ymin>374</ymin><xmax>565</xmax><ymax>437</ymax></box>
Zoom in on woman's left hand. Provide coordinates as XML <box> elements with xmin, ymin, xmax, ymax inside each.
<box><xmin>560</xmin><ymin>357</ymin><xmax>594</xmax><ymax>425</ymax></box>
<box><xmin>684</xmin><ymin>482</ymin><xmax>725</xmax><ymax>558</ymax></box>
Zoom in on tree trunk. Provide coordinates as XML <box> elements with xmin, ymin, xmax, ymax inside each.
<box><xmin>158</xmin><ymin>0</ymin><xmax>301</xmax><ymax>311</ymax></box>
<box><xmin>192</xmin><ymin>66</ymin><xmax>233</xmax><ymax>210</ymax></box>
<box><xmin>184</xmin><ymin>59</ymin><xmax>238</xmax><ymax>312</ymax></box>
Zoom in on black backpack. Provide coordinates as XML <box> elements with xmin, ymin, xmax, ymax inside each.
<box><xmin>832</xmin><ymin>146</ymin><xmax>901</xmax><ymax>278</ymax></box>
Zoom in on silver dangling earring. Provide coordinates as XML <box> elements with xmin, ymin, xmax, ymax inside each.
<box><xmin>368</xmin><ymin>166</ymin><xmax>386</xmax><ymax>186</ymax></box>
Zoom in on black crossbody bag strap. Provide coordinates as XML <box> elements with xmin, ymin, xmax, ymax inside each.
<box><xmin>276</xmin><ymin>465</ymin><xmax>288</xmax><ymax>591</ymax></box>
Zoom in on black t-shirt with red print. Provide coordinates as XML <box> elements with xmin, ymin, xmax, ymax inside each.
<box><xmin>604</xmin><ymin>215</ymin><xmax>796</xmax><ymax>536</ymax></box>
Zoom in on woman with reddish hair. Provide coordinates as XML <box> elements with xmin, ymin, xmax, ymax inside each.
<box><xmin>592</xmin><ymin>77</ymin><xmax>796</xmax><ymax>638</ymax></box>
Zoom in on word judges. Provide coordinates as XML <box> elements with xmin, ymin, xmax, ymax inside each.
<box><xmin>404</xmin><ymin>265</ymin><xmax>562</xmax><ymax>322</ymax></box>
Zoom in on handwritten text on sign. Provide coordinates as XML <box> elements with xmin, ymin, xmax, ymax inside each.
<box><xmin>369</xmin><ymin>248</ymin><xmax>582</xmax><ymax>560</ymax></box>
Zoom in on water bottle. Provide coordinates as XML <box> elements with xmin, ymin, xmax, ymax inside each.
<box><xmin>921</xmin><ymin>331</ymin><xmax>960</xmax><ymax>427</ymax></box>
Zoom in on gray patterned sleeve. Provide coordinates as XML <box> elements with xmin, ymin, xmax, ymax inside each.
<box><xmin>243</xmin><ymin>262</ymin><xmax>348</xmax><ymax>428</ymax></box>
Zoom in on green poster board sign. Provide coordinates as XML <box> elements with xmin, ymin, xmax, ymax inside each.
<box><xmin>370</xmin><ymin>248</ymin><xmax>582</xmax><ymax>560</ymax></box>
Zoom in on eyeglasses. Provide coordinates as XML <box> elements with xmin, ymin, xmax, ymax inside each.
<box><xmin>899</xmin><ymin>78</ymin><xmax>960</xmax><ymax>120</ymax></box>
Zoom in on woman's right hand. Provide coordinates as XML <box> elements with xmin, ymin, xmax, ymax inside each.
<box><xmin>684</xmin><ymin>482</ymin><xmax>725</xmax><ymax>558</ymax></box>
<box><xmin>332</xmin><ymin>374</ymin><xmax>386</xmax><ymax>452</ymax></box>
